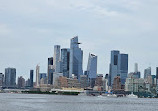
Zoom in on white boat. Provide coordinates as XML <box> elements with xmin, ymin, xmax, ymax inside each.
<box><xmin>126</xmin><ymin>92</ymin><xmax>138</xmax><ymax>98</ymax></box>
<box><xmin>107</xmin><ymin>94</ymin><xmax>117</xmax><ymax>98</ymax></box>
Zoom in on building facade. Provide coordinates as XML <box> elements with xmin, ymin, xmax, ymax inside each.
<box><xmin>30</xmin><ymin>70</ymin><xmax>34</xmax><ymax>88</ymax></box>
<box><xmin>69</xmin><ymin>36</ymin><xmax>83</xmax><ymax>79</ymax></box>
<box><xmin>53</xmin><ymin>45</ymin><xmax>61</xmax><ymax>73</ymax></box>
<box><xmin>118</xmin><ymin>54</ymin><xmax>128</xmax><ymax>85</ymax></box>
<box><xmin>36</xmin><ymin>65</ymin><xmax>40</xmax><ymax>87</ymax></box>
<box><xmin>47</xmin><ymin>57</ymin><xmax>54</xmax><ymax>84</ymax></box>
<box><xmin>5</xmin><ymin>68</ymin><xmax>16</xmax><ymax>88</ymax></box>
<box><xmin>87</xmin><ymin>53</ymin><xmax>97</xmax><ymax>88</ymax></box>
<box><xmin>61</xmin><ymin>48</ymin><xmax>70</xmax><ymax>78</ymax></box>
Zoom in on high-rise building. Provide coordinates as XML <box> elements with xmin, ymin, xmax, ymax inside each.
<box><xmin>128</xmin><ymin>63</ymin><xmax>141</xmax><ymax>79</ymax></box>
<box><xmin>156</xmin><ymin>67</ymin><xmax>158</xmax><ymax>80</ymax></box>
<box><xmin>53</xmin><ymin>45</ymin><xmax>61</xmax><ymax>73</ymax></box>
<box><xmin>112</xmin><ymin>76</ymin><xmax>121</xmax><ymax>91</ymax></box>
<box><xmin>61</xmin><ymin>48</ymin><xmax>70</xmax><ymax>78</ymax></box>
<box><xmin>39</xmin><ymin>73</ymin><xmax>47</xmax><ymax>84</ymax></box>
<box><xmin>109</xmin><ymin>50</ymin><xmax>120</xmax><ymax>86</ymax></box>
<box><xmin>144</xmin><ymin>67</ymin><xmax>151</xmax><ymax>79</ymax></box>
<box><xmin>109</xmin><ymin>51</ymin><xmax>128</xmax><ymax>86</ymax></box>
<box><xmin>17</xmin><ymin>76</ymin><xmax>25</xmax><ymax>89</ymax></box>
<box><xmin>80</xmin><ymin>75</ymin><xmax>88</xmax><ymax>88</ymax></box>
<box><xmin>30</xmin><ymin>70</ymin><xmax>34</xmax><ymax>88</ymax></box>
<box><xmin>0</xmin><ymin>73</ymin><xmax>4</xmax><ymax>87</ymax></box>
<box><xmin>36</xmin><ymin>65</ymin><xmax>40</xmax><ymax>87</ymax></box>
<box><xmin>118</xmin><ymin>54</ymin><xmax>128</xmax><ymax>84</ymax></box>
<box><xmin>87</xmin><ymin>53</ymin><xmax>97</xmax><ymax>88</ymax></box>
<box><xmin>69</xmin><ymin>36</ymin><xmax>83</xmax><ymax>79</ymax></box>
<box><xmin>95</xmin><ymin>74</ymin><xmax>103</xmax><ymax>87</ymax></box>
<box><xmin>47</xmin><ymin>57</ymin><xmax>54</xmax><ymax>84</ymax></box>
<box><xmin>134</xmin><ymin>63</ymin><xmax>138</xmax><ymax>73</ymax></box>
<box><xmin>5</xmin><ymin>68</ymin><xmax>16</xmax><ymax>88</ymax></box>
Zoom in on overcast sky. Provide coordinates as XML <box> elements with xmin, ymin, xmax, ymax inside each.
<box><xmin>0</xmin><ymin>0</ymin><xmax>158</xmax><ymax>79</ymax></box>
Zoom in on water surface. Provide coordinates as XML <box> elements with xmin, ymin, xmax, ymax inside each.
<box><xmin>0</xmin><ymin>93</ymin><xmax>158</xmax><ymax>111</ymax></box>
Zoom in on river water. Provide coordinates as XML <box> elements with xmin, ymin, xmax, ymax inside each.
<box><xmin>0</xmin><ymin>93</ymin><xmax>158</xmax><ymax>111</ymax></box>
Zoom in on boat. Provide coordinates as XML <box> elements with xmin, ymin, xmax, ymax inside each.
<box><xmin>107</xmin><ymin>94</ymin><xmax>117</xmax><ymax>98</ymax></box>
<box><xmin>126</xmin><ymin>92</ymin><xmax>138</xmax><ymax>98</ymax></box>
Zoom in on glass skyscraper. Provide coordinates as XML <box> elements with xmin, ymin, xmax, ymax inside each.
<box><xmin>69</xmin><ymin>36</ymin><xmax>83</xmax><ymax>79</ymax></box>
<box><xmin>47</xmin><ymin>57</ymin><xmax>54</xmax><ymax>84</ymax></box>
<box><xmin>87</xmin><ymin>53</ymin><xmax>97</xmax><ymax>88</ymax></box>
<box><xmin>118</xmin><ymin>54</ymin><xmax>128</xmax><ymax>84</ymax></box>
<box><xmin>30</xmin><ymin>70</ymin><xmax>34</xmax><ymax>88</ymax></box>
<box><xmin>109</xmin><ymin>50</ymin><xmax>128</xmax><ymax>86</ymax></box>
<box><xmin>61</xmin><ymin>48</ymin><xmax>70</xmax><ymax>78</ymax></box>
<box><xmin>36</xmin><ymin>65</ymin><xmax>40</xmax><ymax>87</ymax></box>
<box><xmin>109</xmin><ymin>50</ymin><xmax>120</xmax><ymax>86</ymax></box>
<box><xmin>5</xmin><ymin>68</ymin><xmax>16</xmax><ymax>88</ymax></box>
<box><xmin>53</xmin><ymin>45</ymin><xmax>61</xmax><ymax>73</ymax></box>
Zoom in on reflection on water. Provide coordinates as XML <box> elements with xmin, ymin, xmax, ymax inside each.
<box><xmin>0</xmin><ymin>93</ymin><xmax>158</xmax><ymax>111</ymax></box>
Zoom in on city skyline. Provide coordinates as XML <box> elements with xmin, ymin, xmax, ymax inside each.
<box><xmin>0</xmin><ymin>0</ymin><xmax>158</xmax><ymax>79</ymax></box>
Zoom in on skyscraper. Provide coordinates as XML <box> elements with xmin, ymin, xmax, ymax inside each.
<box><xmin>109</xmin><ymin>51</ymin><xmax>128</xmax><ymax>86</ymax></box>
<box><xmin>135</xmin><ymin>63</ymin><xmax>138</xmax><ymax>73</ymax></box>
<box><xmin>30</xmin><ymin>70</ymin><xmax>34</xmax><ymax>88</ymax></box>
<box><xmin>0</xmin><ymin>73</ymin><xmax>4</xmax><ymax>87</ymax></box>
<box><xmin>109</xmin><ymin>50</ymin><xmax>120</xmax><ymax>86</ymax></box>
<box><xmin>5</xmin><ymin>68</ymin><xmax>16</xmax><ymax>88</ymax></box>
<box><xmin>61</xmin><ymin>48</ymin><xmax>70</xmax><ymax>78</ymax></box>
<box><xmin>47</xmin><ymin>57</ymin><xmax>54</xmax><ymax>84</ymax></box>
<box><xmin>118</xmin><ymin>54</ymin><xmax>128</xmax><ymax>84</ymax></box>
<box><xmin>69</xmin><ymin>36</ymin><xmax>83</xmax><ymax>79</ymax></box>
<box><xmin>17</xmin><ymin>76</ymin><xmax>25</xmax><ymax>89</ymax></box>
<box><xmin>156</xmin><ymin>67</ymin><xmax>158</xmax><ymax>80</ymax></box>
<box><xmin>36</xmin><ymin>65</ymin><xmax>40</xmax><ymax>87</ymax></box>
<box><xmin>53</xmin><ymin>45</ymin><xmax>61</xmax><ymax>73</ymax></box>
<box><xmin>144</xmin><ymin>67</ymin><xmax>151</xmax><ymax>79</ymax></box>
<box><xmin>87</xmin><ymin>53</ymin><xmax>97</xmax><ymax>87</ymax></box>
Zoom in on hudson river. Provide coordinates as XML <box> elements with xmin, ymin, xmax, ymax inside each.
<box><xmin>0</xmin><ymin>93</ymin><xmax>158</xmax><ymax>111</ymax></box>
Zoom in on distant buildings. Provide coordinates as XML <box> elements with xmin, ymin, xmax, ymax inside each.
<box><xmin>87</xmin><ymin>53</ymin><xmax>97</xmax><ymax>88</ymax></box>
<box><xmin>125</xmin><ymin>77</ymin><xmax>144</xmax><ymax>92</ymax></box>
<box><xmin>128</xmin><ymin>63</ymin><xmax>141</xmax><ymax>79</ymax></box>
<box><xmin>69</xmin><ymin>36</ymin><xmax>83</xmax><ymax>79</ymax></box>
<box><xmin>5</xmin><ymin>68</ymin><xmax>16</xmax><ymax>88</ymax></box>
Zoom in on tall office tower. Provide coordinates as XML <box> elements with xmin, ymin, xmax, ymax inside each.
<box><xmin>61</xmin><ymin>48</ymin><xmax>70</xmax><ymax>78</ymax></box>
<box><xmin>87</xmin><ymin>53</ymin><xmax>97</xmax><ymax>88</ymax></box>
<box><xmin>135</xmin><ymin>63</ymin><xmax>138</xmax><ymax>72</ymax></box>
<box><xmin>156</xmin><ymin>67</ymin><xmax>158</xmax><ymax>80</ymax></box>
<box><xmin>69</xmin><ymin>36</ymin><xmax>83</xmax><ymax>79</ymax></box>
<box><xmin>17</xmin><ymin>76</ymin><xmax>25</xmax><ymax>89</ymax></box>
<box><xmin>36</xmin><ymin>65</ymin><xmax>40</xmax><ymax>87</ymax></box>
<box><xmin>30</xmin><ymin>70</ymin><xmax>34</xmax><ymax>88</ymax></box>
<box><xmin>47</xmin><ymin>57</ymin><xmax>54</xmax><ymax>84</ymax></box>
<box><xmin>5</xmin><ymin>68</ymin><xmax>16</xmax><ymax>88</ymax></box>
<box><xmin>53</xmin><ymin>45</ymin><xmax>61</xmax><ymax>73</ymax></box>
<box><xmin>109</xmin><ymin>50</ymin><xmax>120</xmax><ymax>87</ymax></box>
<box><xmin>0</xmin><ymin>73</ymin><xmax>4</xmax><ymax>87</ymax></box>
<box><xmin>118</xmin><ymin>54</ymin><xmax>128</xmax><ymax>85</ymax></box>
<box><xmin>144</xmin><ymin>67</ymin><xmax>151</xmax><ymax>79</ymax></box>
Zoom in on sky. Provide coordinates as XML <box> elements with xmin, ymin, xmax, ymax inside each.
<box><xmin>0</xmin><ymin>0</ymin><xmax>158</xmax><ymax>80</ymax></box>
